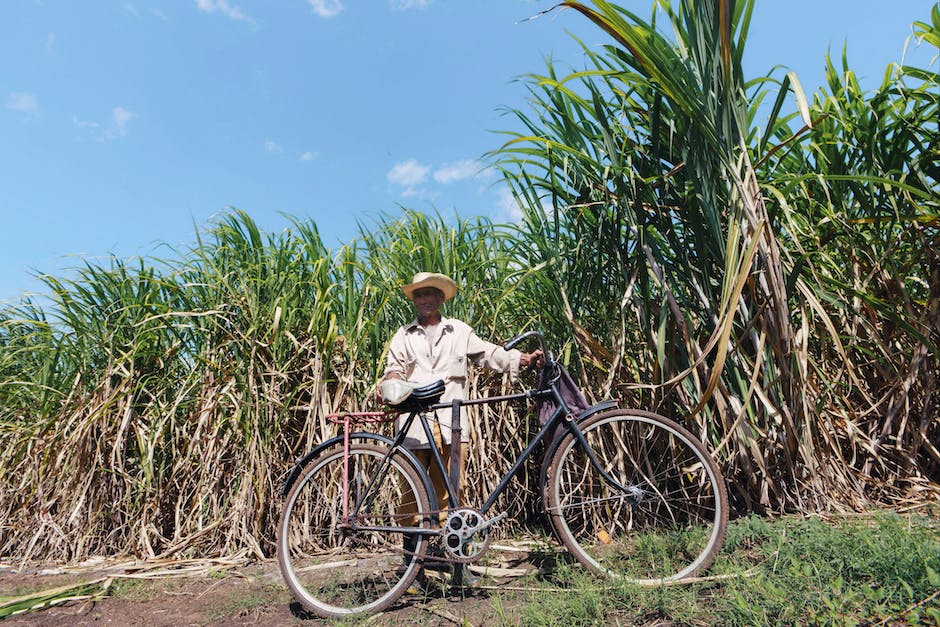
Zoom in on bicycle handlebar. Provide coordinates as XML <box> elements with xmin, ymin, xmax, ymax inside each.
<box><xmin>503</xmin><ymin>330</ymin><xmax>538</xmax><ymax>351</ymax></box>
<box><xmin>503</xmin><ymin>330</ymin><xmax>553</xmax><ymax>365</ymax></box>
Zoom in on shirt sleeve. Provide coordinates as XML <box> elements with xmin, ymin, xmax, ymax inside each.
<box><xmin>384</xmin><ymin>327</ymin><xmax>411</xmax><ymax>379</ymax></box>
<box><xmin>466</xmin><ymin>328</ymin><xmax>522</xmax><ymax>381</ymax></box>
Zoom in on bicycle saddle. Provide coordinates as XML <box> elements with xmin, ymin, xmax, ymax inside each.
<box><xmin>382</xmin><ymin>379</ymin><xmax>445</xmax><ymax>412</ymax></box>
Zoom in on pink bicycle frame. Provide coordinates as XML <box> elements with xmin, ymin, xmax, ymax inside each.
<box><xmin>326</xmin><ymin>411</ymin><xmax>397</xmax><ymax>523</ymax></box>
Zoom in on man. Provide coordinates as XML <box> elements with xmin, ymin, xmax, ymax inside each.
<box><xmin>381</xmin><ymin>271</ymin><xmax>541</xmax><ymax>584</ymax></box>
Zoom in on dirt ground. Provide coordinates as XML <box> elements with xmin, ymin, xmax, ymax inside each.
<box><xmin>0</xmin><ymin>556</ymin><xmax>537</xmax><ymax>626</ymax></box>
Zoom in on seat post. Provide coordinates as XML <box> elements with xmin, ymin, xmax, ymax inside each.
<box><xmin>448</xmin><ymin>399</ymin><xmax>462</xmax><ymax>508</ymax></box>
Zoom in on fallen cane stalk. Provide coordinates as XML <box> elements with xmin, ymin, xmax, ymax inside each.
<box><xmin>410</xmin><ymin>603</ymin><xmax>465</xmax><ymax>625</ymax></box>
<box><xmin>0</xmin><ymin>577</ymin><xmax>113</xmax><ymax>619</ymax></box>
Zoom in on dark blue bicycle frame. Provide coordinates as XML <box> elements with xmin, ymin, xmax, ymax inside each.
<box><xmin>346</xmin><ymin>368</ymin><xmax>622</xmax><ymax>536</ymax></box>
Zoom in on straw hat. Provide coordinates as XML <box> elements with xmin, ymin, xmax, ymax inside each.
<box><xmin>401</xmin><ymin>272</ymin><xmax>458</xmax><ymax>301</ymax></box>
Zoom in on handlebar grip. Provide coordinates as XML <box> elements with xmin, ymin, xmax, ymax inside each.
<box><xmin>503</xmin><ymin>330</ymin><xmax>540</xmax><ymax>351</ymax></box>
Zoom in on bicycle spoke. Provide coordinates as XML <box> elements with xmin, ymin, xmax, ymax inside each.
<box><xmin>547</xmin><ymin>410</ymin><xmax>728</xmax><ymax>582</ymax></box>
<box><xmin>278</xmin><ymin>443</ymin><xmax>430</xmax><ymax>618</ymax></box>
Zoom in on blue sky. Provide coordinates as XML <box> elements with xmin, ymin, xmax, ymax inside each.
<box><xmin>2</xmin><ymin>0</ymin><xmax>937</xmax><ymax>304</ymax></box>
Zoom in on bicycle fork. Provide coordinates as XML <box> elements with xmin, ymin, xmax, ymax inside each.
<box><xmin>565</xmin><ymin>417</ymin><xmax>645</xmax><ymax>506</ymax></box>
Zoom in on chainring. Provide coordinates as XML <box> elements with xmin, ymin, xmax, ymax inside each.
<box><xmin>441</xmin><ymin>508</ymin><xmax>492</xmax><ymax>563</ymax></box>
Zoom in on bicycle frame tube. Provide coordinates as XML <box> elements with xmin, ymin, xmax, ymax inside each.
<box><xmin>345</xmin><ymin>406</ymin><xmax>459</xmax><ymax>513</ymax></box>
<box><xmin>345</xmin><ymin>389</ymin><xmax>556</xmax><ymax>520</ymax></box>
<box><xmin>537</xmin><ymin>374</ymin><xmax>633</xmax><ymax>493</ymax></box>
<box><xmin>410</xmin><ymin>407</ymin><xmax>457</xmax><ymax>509</ymax></box>
<box><xmin>339</xmin><ymin>414</ymin><xmax>390</xmax><ymax>521</ymax></box>
<box><xmin>391</xmin><ymin>387</ymin><xmax>564</xmax><ymax>517</ymax></box>
<box><xmin>477</xmin><ymin>378</ymin><xmax>629</xmax><ymax>512</ymax></box>
<box><xmin>480</xmin><ymin>402</ymin><xmax>569</xmax><ymax>514</ymax></box>
<box><xmin>562</xmin><ymin>413</ymin><xmax>632</xmax><ymax>493</ymax></box>
<box><xmin>347</xmin><ymin>410</ymin><xmax>427</xmax><ymax>529</ymax></box>
<box><xmin>343</xmin><ymin>375</ymin><xmax>624</xmax><ymax>529</ymax></box>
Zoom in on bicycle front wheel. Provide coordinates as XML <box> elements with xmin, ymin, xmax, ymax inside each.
<box><xmin>545</xmin><ymin>409</ymin><xmax>728</xmax><ymax>583</ymax></box>
<box><xmin>277</xmin><ymin>443</ymin><xmax>431</xmax><ymax>618</ymax></box>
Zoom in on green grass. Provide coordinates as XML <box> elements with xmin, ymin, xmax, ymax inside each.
<box><xmin>104</xmin><ymin>576</ymin><xmax>156</xmax><ymax>602</ymax></box>
<box><xmin>502</xmin><ymin>511</ymin><xmax>940</xmax><ymax>626</ymax></box>
<box><xmin>208</xmin><ymin>583</ymin><xmax>286</xmax><ymax>622</ymax></box>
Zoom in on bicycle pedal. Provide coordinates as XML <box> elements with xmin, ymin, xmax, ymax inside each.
<box><xmin>423</xmin><ymin>559</ymin><xmax>453</xmax><ymax>573</ymax></box>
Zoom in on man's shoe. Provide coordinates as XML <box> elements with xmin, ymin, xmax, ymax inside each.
<box><xmin>403</xmin><ymin>565</ymin><xmax>431</xmax><ymax>595</ymax></box>
<box><xmin>452</xmin><ymin>564</ymin><xmax>480</xmax><ymax>588</ymax></box>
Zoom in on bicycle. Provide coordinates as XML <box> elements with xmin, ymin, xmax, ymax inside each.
<box><xmin>277</xmin><ymin>330</ymin><xmax>729</xmax><ymax>619</ymax></box>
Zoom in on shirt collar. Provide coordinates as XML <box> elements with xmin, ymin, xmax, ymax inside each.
<box><xmin>405</xmin><ymin>316</ymin><xmax>455</xmax><ymax>334</ymax></box>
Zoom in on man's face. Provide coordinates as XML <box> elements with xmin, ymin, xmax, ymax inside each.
<box><xmin>411</xmin><ymin>287</ymin><xmax>444</xmax><ymax>318</ymax></box>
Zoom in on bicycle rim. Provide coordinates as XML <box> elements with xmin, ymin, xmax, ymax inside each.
<box><xmin>546</xmin><ymin>410</ymin><xmax>728</xmax><ymax>582</ymax></box>
<box><xmin>277</xmin><ymin>443</ymin><xmax>431</xmax><ymax>618</ymax></box>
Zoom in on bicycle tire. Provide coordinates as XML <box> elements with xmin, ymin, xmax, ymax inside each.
<box><xmin>277</xmin><ymin>442</ymin><xmax>432</xmax><ymax>618</ymax></box>
<box><xmin>282</xmin><ymin>432</ymin><xmax>436</xmax><ymax>502</ymax></box>
<box><xmin>544</xmin><ymin>409</ymin><xmax>728</xmax><ymax>582</ymax></box>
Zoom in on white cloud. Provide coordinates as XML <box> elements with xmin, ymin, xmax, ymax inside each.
<box><xmin>126</xmin><ymin>5</ymin><xmax>168</xmax><ymax>21</ymax></box>
<box><xmin>401</xmin><ymin>186</ymin><xmax>438</xmax><ymax>202</ymax></box>
<box><xmin>264</xmin><ymin>140</ymin><xmax>282</xmax><ymax>153</ymax></box>
<box><xmin>308</xmin><ymin>0</ymin><xmax>343</xmax><ymax>18</ymax></box>
<box><xmin>196</xmin><ymin>0</ymin><xmax>252</xmax><ymax>22</ymax></box>
<box><xmin>7</xmin><ymin>91</ymin><xmax>39</xmax><ymax>114</ymax></box>
<box><xmin>73</xmin><ymin>107</ymin><xmax>134</xmax><ymax>140</ymax></box>
<box><xmin>105</xmin><ymin>106</ymin><xmax>134</xmax><ymax>139</ymax></box>
<box><xmin>44</xmin><ymin>32</ymin><xmax>56</xmax><ymax>53</ymax></box>
<box><xmin>495</xmin><ymin>187</ymin><xmax>525</xmax><ymax>223</ymax></box>
<box><xmin>6</xmin><ymin>92</ymin><xmax>39</xmax><ymax>119</ymax></box>
<box><xmin>299</xmin><ymin>151</ymin><xmax>319</xmax><ymax>162</ymax></box>
<box><xmin>387</xmin><ymin>159</ymin><xmax>429</xmax><ymax>187</ymax></box>
<box><xmin>7</xmin><ymin>93</ymin><xmax>38</xmax><ymax>112</ymax></box>
<box><xmin>433</xmin><ymin>159</ymin><xmax>482</xmax><ymax>184</ymax></box>
<box><xmin>72</xmin><ymin>115</ymin><xmax>99</xmax><ymax>129</ymax></box>
<box><xmin>391</xmin><ymin>0</ymin><xmax>431</xmax><ymax>9</ymax></box>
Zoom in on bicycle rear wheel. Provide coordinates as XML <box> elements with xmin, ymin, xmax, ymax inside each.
<box><xmin>545</xmin><ymin>409</ymin><xmax>728</xmax><ymax>582</ymax></box>
<box><xmin>277</xmin><ymin>442</ymin><xmax>431</xmax><ymax>618</ymax></box>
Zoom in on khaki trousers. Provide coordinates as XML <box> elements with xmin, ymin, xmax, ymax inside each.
<box><xmin>398</xmin><ymin>419</ymin><xmax>468</xmax><ymax>524</ymax></box>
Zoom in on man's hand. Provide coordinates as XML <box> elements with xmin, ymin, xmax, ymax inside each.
<box><xmin>375</xmin><ymin>371</ymin><xmax>405</xmax><ymax>401</ymax></box>
<box><xmin>520</xmin><ymin>349</ymin><xmax>544</xmax><ymax>370</ymax></box>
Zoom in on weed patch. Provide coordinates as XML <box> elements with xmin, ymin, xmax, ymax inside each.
<box><xmin>510</xmin><ymin>511</ymin><xmax>940</xmax><ymax>625</ymax></box>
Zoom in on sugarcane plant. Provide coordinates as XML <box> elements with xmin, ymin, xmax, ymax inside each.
<box><xmin>0</xmin><ymin>1</ymin><xmax>936</xmax><ymax>562</ymax></box>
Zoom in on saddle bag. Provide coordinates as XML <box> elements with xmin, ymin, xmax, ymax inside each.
<box><xmin>382</xmin><ymin>379</ymin><xmax>445</xmax><ymax>412</ymax></box>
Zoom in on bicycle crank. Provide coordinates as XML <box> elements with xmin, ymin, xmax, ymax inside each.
<box><xmin>441</xmin><ymin>508</ymin><xmax>506</xmax><ymax>562</ymax></box>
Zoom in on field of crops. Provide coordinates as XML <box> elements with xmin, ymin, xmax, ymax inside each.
<box><xmin>1</xmin><ymin>1</ymin><xmax>937</xmax><ymax>563</ymax></box>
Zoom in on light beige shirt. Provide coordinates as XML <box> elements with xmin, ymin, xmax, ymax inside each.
<box><xmin>384</xmin><ymin>316</ymin><xmax>521</xmax><ymax>448</ymax></box>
